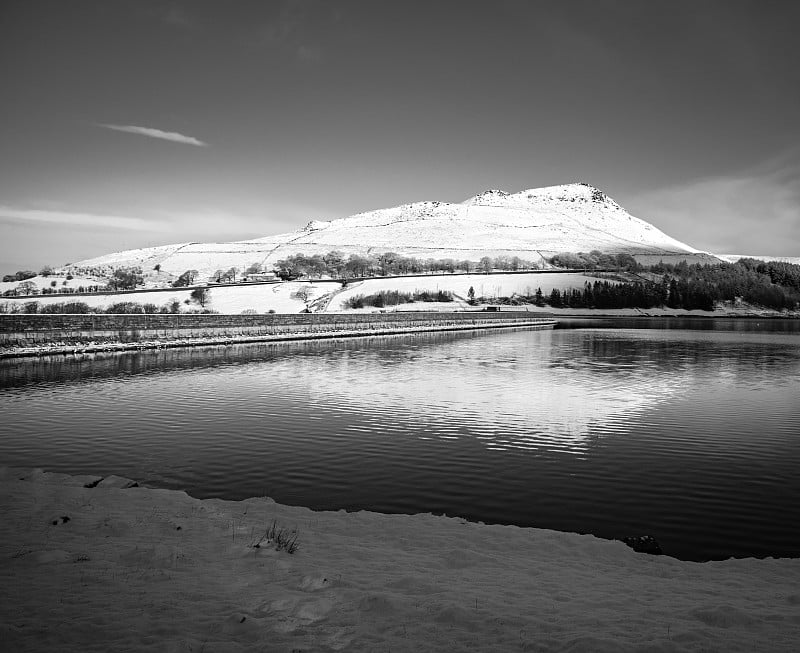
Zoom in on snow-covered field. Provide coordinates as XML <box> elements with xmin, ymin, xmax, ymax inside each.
<box><xmin>329</xmin><ymin>272</ymin><xmax>608</xmax><ymax>311</ymax></box>
<box><xmin>70</xmin><ymin>184</ymin><xmax>711</xmax><ymax>281</ymax></box>
<box><xmin>0</xmin><ymin>273</ymin><xmax>618</xmax><ymax>314</ymax></box>
<box><xmin>0</xmin><ymin>274</ymin><xmax>100</xmax><ymax>296</ymax></box>
<box><xmin>6</xmin><ymin>272</ymin><xmax>794</xmax><ymax>317</ymax></box>
<box><xmin>0</xmin><ymin>283</ymin><xmax>313</xmax><ymax>314</ymax></box>
<box><xmin>2</xmin><ymin>468</ymin><xmax>799</xmax><ymax>652</ymax></box>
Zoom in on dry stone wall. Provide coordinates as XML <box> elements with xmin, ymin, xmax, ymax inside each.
<box><xmin>0</xmin><ymin>312</ymin><xmax>554</xmax><ymax>347</ymax></box>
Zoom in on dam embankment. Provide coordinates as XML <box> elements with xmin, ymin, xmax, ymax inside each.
<box><xmin>0</xmin><ymin>312</ymin><xmax>556</xmax><ymax>357</ymax></box>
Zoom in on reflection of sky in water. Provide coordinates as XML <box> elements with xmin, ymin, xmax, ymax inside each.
<box><xmin>4</xmin><ymin>325</ymin><xmax>799</xmax><ymax>560</ymax></box>
<box><xmin>279</xmin><ymin>329</ymin><xmax>789</xmax><ymax>454</ymax></box>
<box><xmin>3</xmin><ymin>327</ymin><xmax>799</xmax><ymax>462</ymax></box>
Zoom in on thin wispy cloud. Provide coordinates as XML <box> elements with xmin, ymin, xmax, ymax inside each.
<box><xmin>0</xmin><ymin>206</ymin><xmax>167</xmax><ymax>232</ymax></box>
<box><xmin>99</xmin><ymin>124</ymin><xmax>207</xmax><ymax>146</ymax></box>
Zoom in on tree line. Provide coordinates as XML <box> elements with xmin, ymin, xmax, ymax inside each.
<box><xmin>651</xmin><ymin>259</ymin><xmax>800</xmax><ymax>310</ymax></box>
<box><xmin>483</xmin><ymin>259</ymin><xmax>800</xmax><ymax>311</ymax></box>
<box><xmin>0</xmin><ymin>297</ymin><xmax>214</xmax><ymax>315</ymax></box>
<box><xmin>547</xmin><ymin>251</ymin><xmax>641</xmax><ymax>271</ymax></box>
<box><xmin>274</xmin><ymin>251</ymin><xmax>544</xmax><ymax>280</ymax></box>
<box><xmin>504</xmin><ymin>281</ymin><xmax>716</xmax><ymax>311</ymax></box>
<box><xmin>2</xmin><ymin>270</ymin><xmax>38</xmax><ymax>282</ymax></box>
<box><xmin>5</xmin><ymin>254</ymin><xmax>799</xmax><ymax>312</ymax></box>
<box><xmin>343</xmin><ymin>289</ymin><xmax>454</xmax><ymax>309</ymax></box>
<box><xmin>733</xmin><ymin>258</ymin><xmax>800</xmax><ymax>292</ymax></box>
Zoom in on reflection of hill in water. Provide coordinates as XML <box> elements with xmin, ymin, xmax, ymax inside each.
<box><xmin>4</xmin><ymin>321</ymin><xmax>799</xmax><ymax>562</ymax></box>
<box><xmin>0</xmin><ymin>330</ymin><xmax>492</xmax><ymax>390</ymax></box>
<box><xmin>284</xmin><ymin>327</ymin><xmax>800</xmax><ymax>453</ymax></box>
<box><xmin>292</xmin><ymin>333</ymin><xmax>677</xmax><ymax>453</ymax></box>
<box><xmin>3</xmin><ymin>325</ymin><xmax>799</xmax><ymax>456</ymax></box>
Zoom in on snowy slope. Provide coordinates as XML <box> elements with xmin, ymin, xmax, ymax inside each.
<box><xmin>72</xmin><ymin>183</ymin><xmax>712</xmax><ymax>281</ymax></box>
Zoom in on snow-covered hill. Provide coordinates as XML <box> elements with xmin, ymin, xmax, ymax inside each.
<box><xmin>72</xmin><ymin>183</ymin><xmax>717</xmax><ymax>280</ymax></box>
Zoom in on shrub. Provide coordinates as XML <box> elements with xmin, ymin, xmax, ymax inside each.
<box><xmin>105</xmin><ymin>302</ymin><xmax>146</xmax><ymax>314</ymax></box>
<box><xmin>342</xmin><ymin>289</ymin><xmax>453</xmax><ymax>309</ymax></box>
<box><xmin>16</xmin><ymin>280</ymin><xmax>38</xmax><ymax>295</ymax></box>
<box><xmin>99</xmin><ymin>301</ymin><xmax>171</xmax><ymax>314</ymax></box>
<box><xmin>172</xmin><ymin>269</ymin><xmax>199</xmax><ymax>287</ymax></box>
<box><xmin>414</xmin><ymin>289</ymin><xmax>453</xmax><ymax>303</ymax></box>
<box><xmin>190</xmin><ymin>287</ymin><xmax>209</xmax><ymax>307</ymax></box>
<box><xmin>107</xmin><ymin>267</ymin><xmax>144</xmax><ymax>290</ymax></box>
<box><xmin>344</xmin><ymin>294</ymin><xmax>365</xmax><ymax>309</ymax></box>
<box><xmin>39</xmin><ymin>302</ymin><xmax>92</xmax><ymax>314</ymax></box>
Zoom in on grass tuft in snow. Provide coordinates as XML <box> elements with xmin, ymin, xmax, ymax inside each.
<box><xmin>251</xmin><ymin>519</ymin><xmax>300</xmax><ymax>554</ymax></box>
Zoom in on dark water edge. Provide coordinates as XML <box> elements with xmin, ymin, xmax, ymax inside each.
<box><xmin>555</xmin><ymin>315</ymin><xmax>800</xmax><ymax>333</ymax></box>
<box><xmin>1</xmin><ymin>321</ymin><xmax>799</xmax><ymax>562</ymax></box>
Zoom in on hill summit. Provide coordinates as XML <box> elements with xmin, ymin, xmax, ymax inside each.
<box><xmin>73</xmin><ymin>183</ymin><xmax>712</xmax><ymax>278</ymax></box>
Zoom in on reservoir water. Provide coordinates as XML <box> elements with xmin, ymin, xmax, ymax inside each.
<box><xmin>1</xmin><ymin>318</ymin><xmax>799</xmax><ymax>561</ymax></box>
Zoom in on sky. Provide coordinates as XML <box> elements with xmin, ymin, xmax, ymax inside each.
<box><xmin>1</xmin><ymin>0</ymin><xmax>799</xmax><ymax>271</ymax></box>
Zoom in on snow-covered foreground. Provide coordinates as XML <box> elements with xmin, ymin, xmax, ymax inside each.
<box><xmin>2</xmin><ymin>468</ymin><xmax>799</xmax><ymax>652</ymax></box>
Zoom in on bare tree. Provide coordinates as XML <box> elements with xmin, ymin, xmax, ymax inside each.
<box><xmin>291</xmin><ymin>285</ymin><xmax>313</xmax><ymax>311</ymax></box>
<box><xmin>190</xmin><ymin>287</ymin><xmax>210</xmax><ymax>307</ymax></box>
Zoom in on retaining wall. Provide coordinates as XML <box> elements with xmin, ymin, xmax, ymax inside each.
<box><xmin>0</xmin><ymin>312</ymin><xmax>555</xmax><ymax>348</ymax></box>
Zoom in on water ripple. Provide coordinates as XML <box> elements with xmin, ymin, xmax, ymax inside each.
<box><xmin>2</xmin><ymin>325</ymin><xmax>800</xmax><ymax>560</ymax></box>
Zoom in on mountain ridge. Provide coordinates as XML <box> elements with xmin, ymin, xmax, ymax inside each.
<box><xmin>71</xmin><ymin>183</ymin><xmax>717</xmax><ymax>278</ymax></box>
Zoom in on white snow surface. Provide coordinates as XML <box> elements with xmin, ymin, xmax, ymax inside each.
<box><xmin>73</xmin><ymin>183</ymin><xmax>706</xmax><ymax>281</ymax></box>
<box><xmin>3</xmin><ymin>468</ymin><xmax>800</xmax><ymax>652</ymax></box>
<box><xmin>0</xmin><ymin>274</ymin><xmax>99</xmax><ymax>295</ymax></box>
<box><xmin>1</xmin><ymin>273</ymin><xmax>613</xmax><ymax>315</ymax></box>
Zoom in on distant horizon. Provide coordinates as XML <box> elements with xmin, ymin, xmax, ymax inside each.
<box><xmin>2</xmin><ymin>0</ymin><xmax>799</xmax><ymax>270</ymax></box>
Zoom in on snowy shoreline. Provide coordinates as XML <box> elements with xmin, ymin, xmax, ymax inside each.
<box><xmin>3</xmin><ymin>306</ymin><xmax>798</xmax><ymax>360</ymax></box>
<box><xmin>2</xmin><ymin>467</ymin><xmax>799</xmax><ymax>652</ymax></box>
<box><xmin>0</xmin><ymin>319</ymin><xmax>555</xmax><ymax>359</ymax></box>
